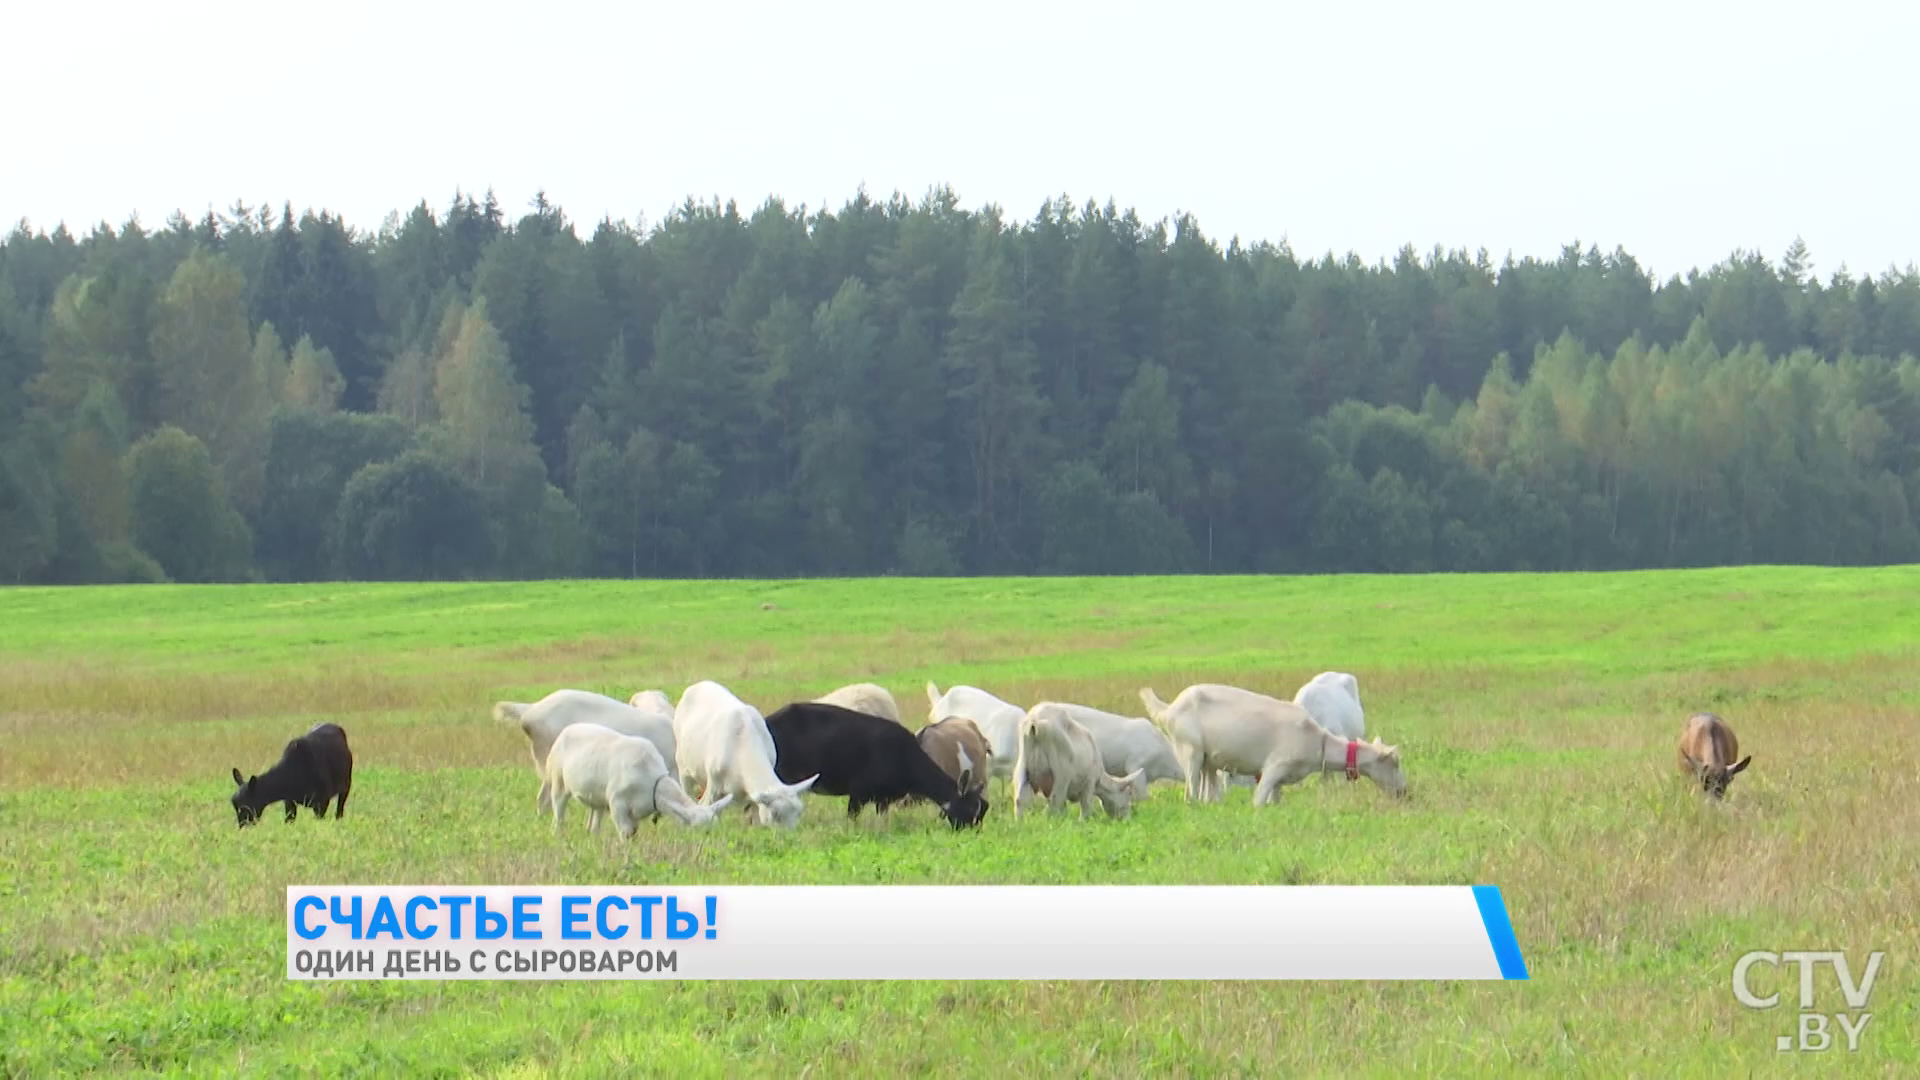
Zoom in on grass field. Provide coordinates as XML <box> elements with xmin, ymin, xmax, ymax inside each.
<box><xmin>3</xmin><ymin>567</ymin><xmax>1918</xmax><ymax>1077</ymax></box>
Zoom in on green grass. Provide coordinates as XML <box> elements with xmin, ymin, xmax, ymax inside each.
<box><xmin>3</xmin><ymin>566</ymin><xmax>1918</xmax><ymax>1077</ymax></box>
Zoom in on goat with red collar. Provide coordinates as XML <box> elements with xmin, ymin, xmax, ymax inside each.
<box><xmin>1138</xmin><ymin>683</ymin><xmax>1408</xmax><ymax>805</ymax></box>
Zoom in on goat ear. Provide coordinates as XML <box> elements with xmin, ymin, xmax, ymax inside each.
<box><xmin>791</xmin><ymin>774</ymin><xmax>820</xmax><ymax>795</ymax></box>
<box><xmin>1729</xmin><ymin>755</ymin><xmax>1751</xmax><ymax>775</ymax></box>
<box><xmin>231</xmin><ymin>767</ymin><xmax>244</xmax><ymax>786</ymax></box>
<box><xmin>957</xmin><ymin>767</ymin><xmax>973</xmax><ymax>792</ymax></box>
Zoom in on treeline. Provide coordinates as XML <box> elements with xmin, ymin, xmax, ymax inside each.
<box><xmin>1</xmin><ymin>187</ymin><xmax>1917</xmax><ymax>584</ymax></box>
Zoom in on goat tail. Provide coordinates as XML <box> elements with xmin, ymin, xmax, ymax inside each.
<box><xmin>924</xmin><ymin>680</ymin><xmax>943</xmax><ymax>708</ymax></box>
<box><xmin>1138</xmin><ymin>687</ymin><xmax>1172</xmax><ymax>731</ymax></box>
<box><xmin>493</xmin><ymin>701</ymin><xmax>530</xmax><ymax>728</ymax></box>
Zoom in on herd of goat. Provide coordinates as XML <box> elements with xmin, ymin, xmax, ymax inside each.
<box><xmin>226</xmin><ymin>673</ymin><xmax>1756</xmax><ymax>834</ymax></box>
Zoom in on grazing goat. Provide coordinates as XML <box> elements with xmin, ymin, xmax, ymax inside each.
<box><xmin>1215</xmin><ymin>672</ymin><xmax>1369</xmax><ymax>792</ymax></box>
<box><xmin>916</xmin><ymin>715</ymin><xmax>995</xmax><ymax>794</ymax></box>
<box><xmin>1020</xmin><ymin>701</ymin><xmax>1182</xmax><ymax>801</ymax></box>
<box><xmin>1011</xmin><ymin>703</ymin><xmax>1146</xmax><ymax>820</ymax></box>
<box><xmin>494</xmin><ymin>689</ymin><xmax>677</xmax><ymax>812</ymax></box>
<box><xmin>544</xmin><ymin>722</ymin><xmax>733</xmax><ymax>836</ymax></box>
<box><xmin>673</xmin><ymin>680</ymin><xmax>819</xmax><ymax>828</ymax></box>
<box><xmin>813</xmin><ymin>682</ymin><xmax>903</xmax><ymax>723</ymax></box>
<box><xmin>230</xmin><ymin>722</ymin><xmax>353</xmax><ymax>827</ymax></box>
<box><xmin>1139</xmin><ymin>684</ymin><xmax>1408</xmax><ymax>804</ymax></box>
<box><xmin>765</xmin><ymin>702</ymin><xmax>988</xmax><ymax>829</ymax></box>
<box><xmin>1677</xmin><ymin>712</ymin><xmax>1752</xmax><ymax>799</ymax></box>
<box><xmin>925</xmin><ymin>681</ymin><xmax>1025</xmax><ymax>780</ymax></box>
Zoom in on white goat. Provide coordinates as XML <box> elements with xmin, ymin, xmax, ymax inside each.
<box><xmin>673</xmin><ymin>679</ymin><xmax>819</xmax><ymax>828</ymax></box>
<box><xmin>1024</xmin><ymin>701</ymin><xmax>1183</xmax><ymax>801</ymax></box>
<box><xmin>1011</xmin><ymin>703</ymin><xmax>1147</xmax><ymax>820</ymax></box>
<box><xmin>544</xmin><ymin>722</ymin><xmax>733</xmax><ymax>836</ymax></box>
<box><xmin>1213</xmin><ymin>672</ymin><xmax>1370</xmax><ymax>792</ymax></box>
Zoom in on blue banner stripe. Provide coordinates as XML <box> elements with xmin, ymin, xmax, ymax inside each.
<box><xmin>1470</xmin><ymin>885</ymin><xmax>1529</xmax><ymax>980</ymax></box>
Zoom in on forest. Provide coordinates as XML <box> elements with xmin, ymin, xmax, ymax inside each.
<box><xmin>1</xmin><ymin>187</ymin><xmax>1917</xmax><ymax>584</ymax></box>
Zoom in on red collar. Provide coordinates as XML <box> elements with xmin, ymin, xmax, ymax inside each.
<box><xmin>1345</xmin><ymin>740</ymin><xmax>1360</xmax><ymax>781</ymax></box>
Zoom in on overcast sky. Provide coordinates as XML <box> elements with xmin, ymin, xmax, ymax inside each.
<box><xmin>8</xmin><ymin>0</ymin><xmax>1916</xmax><ymax>281</ymax></box>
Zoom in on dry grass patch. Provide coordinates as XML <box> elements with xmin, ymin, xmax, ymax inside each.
<box><xmin>0</xmin><ymin>659</ymin><xmax>428</xmax><ymax>724</ymax></box>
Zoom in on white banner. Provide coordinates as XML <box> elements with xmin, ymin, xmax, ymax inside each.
<box><xmin>285</xmin><ymin>884</ymin><xmax>1529</xmax><ymax>981</ymax></box>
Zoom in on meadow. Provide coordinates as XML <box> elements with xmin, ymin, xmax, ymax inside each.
<box><xmin>2</xmin><ymin>566</ymin><xmax>1917</xmax><ymax>1077</ymax></box>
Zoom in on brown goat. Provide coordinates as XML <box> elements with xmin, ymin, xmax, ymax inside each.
<box><xmin>1677</xmin><ymin>712</ymin><xmax>1752</xmax><ymax>799</ymax></box>
<box><xmin>915</xmin><ymin>716</ymin><xmax>992</xmax><ymax>796</ymax></box>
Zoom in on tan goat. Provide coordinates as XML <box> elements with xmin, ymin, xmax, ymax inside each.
<box><xmin>1677</xmin><ymin>711</ymin><xmax>1752</xmax><ymax>799</ymax></box>
<box><xmin>914</xmin><ymin>715</ymin><xmax>992</xmax><ymax>797</ymax></box>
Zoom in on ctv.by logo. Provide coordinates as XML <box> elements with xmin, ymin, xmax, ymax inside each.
<box><xmin>1732</xmin><ymin>950</ymin><xmax>1886</xmax><ymax>1053</ymax></box>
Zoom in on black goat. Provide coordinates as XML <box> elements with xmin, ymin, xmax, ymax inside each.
<box><xmin>230</xmin><ymin>722</ymin><xmax>354</xmax><ymax>827</ymax></box>
<box><xmin>764</xmin><ymin>702</ymin><xmax>987</xmax><ymax>829</ymax></box>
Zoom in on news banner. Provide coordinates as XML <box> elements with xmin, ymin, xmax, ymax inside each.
<box><xmin>287</xmin><ymin>884</ymin><xmax>1529</xmax><ymax>980</ymax></box>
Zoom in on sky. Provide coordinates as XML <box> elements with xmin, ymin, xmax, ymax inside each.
<box><xmin>7</xmin><ymin>0</ymin><xmax>1917</xmax><ymax>281</ymax></box>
